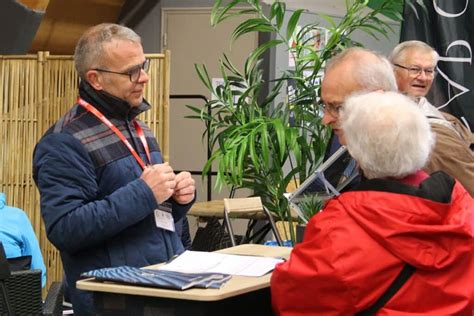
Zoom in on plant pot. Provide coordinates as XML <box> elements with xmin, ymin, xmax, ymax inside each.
<box><xmin>296</xmin><ymin>224</ymin><xmax>306</xmax><ymax>244</ymax></box>
<box><xmin>275</xmin><ymin>221</ymin><xmax>307</xmax><ymax>245</ymax></box>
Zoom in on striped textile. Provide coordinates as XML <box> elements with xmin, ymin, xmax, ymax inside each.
<box><xmin>81</xmin><ymin>266</ymin><xmax>231</xmax><ymax>290</ymax></box>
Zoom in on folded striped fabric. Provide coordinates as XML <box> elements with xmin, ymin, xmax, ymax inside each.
<box><xmin>81</xmin><ymin>266</ymin><xmax>231</xmax><ymax>290</ymax></box>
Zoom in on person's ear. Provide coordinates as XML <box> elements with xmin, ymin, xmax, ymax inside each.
<box><xmin>86</xmin><ymin>70</ymin><xmax>104</xmax><ymax>91</ymax></box>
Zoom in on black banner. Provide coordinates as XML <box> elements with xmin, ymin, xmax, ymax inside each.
<box><xmin>400</xmin><ymin>1</ymin><xmax>474</xmax><ymax>130</ymax></box>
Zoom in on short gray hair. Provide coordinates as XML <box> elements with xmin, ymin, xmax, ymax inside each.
<box><xmin>325</xmin><ymin>47</ymin><xmax>398</xmax><ymax>92</ymax></box>
<box><xmin>74</xmin><ymin>23</ymin><xmax>141</xmax><ymax>80</ymax></box>
<box><xmin>389</xmin><ymin>40</ymin><xmax>439</xmax><ymax>65</ymax></box>
<box><xmin>341</xmin><ymin>91</ymin><xmax>435</xmax><ymax>179</ymax></box>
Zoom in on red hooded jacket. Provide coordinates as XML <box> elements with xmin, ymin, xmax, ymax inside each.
<box><xmin>271</xmin><ymin>171</ymin><xmax>473</xmax><ymax>315</ymax></box>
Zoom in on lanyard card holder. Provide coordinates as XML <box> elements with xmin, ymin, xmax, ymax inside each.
<box><xmin>154</xmin><ymin>202</ymin><xmax>175</xmax><ymax>232</ymax></box>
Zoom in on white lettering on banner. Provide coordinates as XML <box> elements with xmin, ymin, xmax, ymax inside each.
<box><xmin>436</xmin><ymin>40</ymin><xmax>472</xmax><ymax>110</ymax></box>
<box><xmin>432</xmin><ymin>0</ymin><xmax>472</xmax><ymax>111</ymax></box>
<box><xmin>436</xmin><ymin>68</ymin><xmax>470</xmax><ymax>110</ymax></box>
<box><xmin>433</xmin><ymin>0</ymin><xmax>469</xmax><ymax>18</ymax></box>
<box><xmin>438</xmin><ymin>40</ymin><xmax>473</xmax><ymax>64</ymax></box>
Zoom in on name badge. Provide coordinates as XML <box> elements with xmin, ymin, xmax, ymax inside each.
<box><xmin>154</xmin><ymin>203</ymin><xmax>175</xmax><ymax>232</ymax></box>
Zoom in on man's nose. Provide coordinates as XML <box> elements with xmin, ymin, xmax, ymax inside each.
<box><xmin>139</xmin><ymin>68</ymin><xmax>150</xmax><ymax>83</ymax></box>
<box><xmin>322</xmin><ymin>111</ymin><xmax>335</xmax><ymax>126</ymax></box>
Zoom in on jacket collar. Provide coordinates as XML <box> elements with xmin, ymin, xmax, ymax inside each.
<box><xmin>352</xmin><ymin>171</ymin><xmax>455</xmax><ymax>204</ymax></box>
<box><xmin>78</xmin><ymin>80</ymin><xmax>151</xmax><ymax>121</ymax></box>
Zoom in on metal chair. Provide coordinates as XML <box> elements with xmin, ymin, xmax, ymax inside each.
<box><xmin>223</xmin><ymin>197</ymin><xmax>283</xmax><ymax>247</ymax></box>
<box><xmin>0</xmin><ymin>243</ymin><xmax>63</xmax><ymax>316</ymax></box>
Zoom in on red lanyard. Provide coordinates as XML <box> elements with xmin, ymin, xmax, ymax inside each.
<box><xmin>77</xmin><ymin>98</ymin><xmax>152</xmax><ymax>170</ymax></box>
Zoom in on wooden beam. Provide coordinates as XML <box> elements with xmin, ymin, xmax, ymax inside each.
<box><xmin>29</xmin><ymin>0</ymin><xmax>125</xmax><ymax>54</ymax></box>
<box><xmin>16</xmin><ymin>0</ymin><xmax>50</xmax><ymax>11</ymax></box>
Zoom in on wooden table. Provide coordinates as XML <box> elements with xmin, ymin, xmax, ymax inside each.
<box><xmin>77</xmin><ymin>244</ymin><xmax>291</xmax><ymax>316</ymax></box>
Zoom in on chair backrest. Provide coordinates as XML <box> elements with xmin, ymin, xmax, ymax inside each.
<box><xmin>0</xmin><ymin>269</ymin><xmax>43</xmax><ymax>315</ymax></box>
<box><xmin>223</xmin><ymin>197</ymin><xmax>264</xmax><ymax>217</ymax></box>
<box><xmin>0</xmin><ymin>243</ymin><xmax>42</xmax><ymax>315</ymax></box>
<box><xmin>0</xmin><ymin>242</ymin><xmax>11</xmax><ymax>281</ymax></box>
<box><xmin>8</xmin><ymin>255</ymin><xmax>32</xmax><ymax>272</ymax></box>
<box><xmin>0</xmin><ymin>244</ymin><xmax>62</xmax><ymax>316</ymax></box>
<box><xmin>223</xmin><ymin>197</ymin><xmax>282</xmax><ymax>247</ymax></box>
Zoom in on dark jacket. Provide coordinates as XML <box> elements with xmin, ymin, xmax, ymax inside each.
<box><xmin>33</xmin><ymin>82</ymin><xmax>193</xmax><ymax>314</ymax></box>
<box><xmin>272</xmin><ymin>171</ymin><xmax>473</xmax><ymax>315</ymax></box>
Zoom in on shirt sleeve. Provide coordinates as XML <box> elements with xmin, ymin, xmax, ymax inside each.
<box><xmin>169</xmin><ymin>195</ymin><xmax>195</xmax><ymax>222</ymax></box>
<box><xmin>33</xmin><ymin>132</ymin><xmax>159</xmax><ymax>253</ymax></box>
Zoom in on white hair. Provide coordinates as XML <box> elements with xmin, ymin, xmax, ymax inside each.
<box><xmin>340</xmin><ymin>91</ymin><xmax>435</xmax><ymax>179</ymax></box>
<box><xmin>389</xmin><ymin>40</ymin><xmax>439</xmax><ymax>66</ymax></box>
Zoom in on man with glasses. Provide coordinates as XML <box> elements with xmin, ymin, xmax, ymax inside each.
<box><xmin>33</xmin><ymin>24</ymin><xmax>195</xmax><ymax>314</ymax></box>
<box><xmin>315</xmin><ymin>48</ymin><xmax>398</xmax><ymax>191</ymax></box>
<box><xmin>390</xmin><ymin>40</ymin><xmax>474</xmax><ymax>195</ymax></box>
<box><xmin>321</xmin><ymin>47</ymin><xmax>398</xmax><ymax>146</ymax></box>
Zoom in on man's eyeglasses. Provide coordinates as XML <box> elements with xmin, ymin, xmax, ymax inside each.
<box><xmin>93</xmin><ymin>58</ymin><xmax>150</xmax><ymax>83</ymax></box>
<box><xmin>393</xmin><ymin>63</ymin><xmax>437</xmax><ymax>79</ymax></box>
<box><xmin>321</xmin><ymin>102</ymin><xmax>342</xmax><ymax>117</ymax></box>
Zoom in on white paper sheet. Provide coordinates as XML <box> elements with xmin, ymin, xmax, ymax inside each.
<box><xmin>158</xmin><ymin>250</ymin><xmax>284</xmax><ymax>277</ymax></box>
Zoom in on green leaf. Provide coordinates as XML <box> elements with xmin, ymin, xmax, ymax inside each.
<box><xmin>246</xmin><ymin>39</ymin><xmax>284</xmax><ymax>72</ymax></box>
<box><xmin>249</xmin><ymin>129</ymin><xmax>260</xmax><ymax>173</ymax></box>
<box><xmin>222</xmin><ymin>54</ymin><xmax>243</xmax><ymax>76</ymax></box>
<box><xmin>203</xmin><ymin>155</ymin><xmax>218</xmax><ymax>183</ymax></box>
<box><xmin>358</xmin><ymin>25</ymin><xmax>383</xmax><ymax>40</ymax></box>
<box><xmin>269</xmin><ymin>1</ymin><xmax>278</xmax><ymax>19</ymax></box>
<box><xmin>367</xmin><ymin>0</ymin><xmax>404</xmax><ymax>21</ymax></box>
<box><xmin>286</xmin><ymin>9</ymin><xmax>304</xmax><ymax>40</ymax></box>
<box><xmin>232</xmin><ymin>19</ymin><xmax>274</xmax><ymax>43</ymax></box>
<box><xmin>260</xmin><ymin>80</ymin><xmax>285</xmax><ymax>108</ymax></box>
<box><xmin>270</xmin><ymin>1</ymin><xmax>285</xmax><ymax>29</ymax></box>
<box><xmin>194</xmin><ymin>64</ymin><xmax>213</xmax><ymax>91</ymax></box>
<box><xmin>260</xmin><ymin>124</ymin><xmax>269</xmax><ymax>168</ymax></box>
<box><xmin>319</xmin><ymin>13</ymin><xmax>337</xmax><ymax>28</ymax></box>
<box><xmin>273</xmin><ymin>119</ymin><xmax>286</xmax><ymax>162</ymax></box>
<box><xmin>237</xmin><ymin>138</ymin><xmax>248</xmax><ymax>178</ymax></box>
<box><xmin>211</xmin><ymin>0</ymin><xmax>241</xmax><ymax>26</ymax></box>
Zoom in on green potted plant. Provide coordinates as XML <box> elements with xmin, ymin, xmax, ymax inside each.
<box><xmin>187</xmin><ymin>0</ymin><xmax>402</xmax><ymax>243</ymax></box>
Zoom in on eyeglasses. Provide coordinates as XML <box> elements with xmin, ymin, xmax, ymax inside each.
<box><xmin>393</xmin><ymin>63</ymin><xmax>437</xmax><ymax>78</ymax></box>
<box><xmin>321</xmin><ymin>102</ymin><xmax>342</xmax><ymax>117</ymax></box>
<box><xmin>93</xmin><ymin>58</ymin><xmax>150</xmax><ymax>83</ymax></box>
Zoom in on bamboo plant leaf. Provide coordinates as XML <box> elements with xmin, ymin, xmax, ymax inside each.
<box><xmin>272</xmin><ymin>118</ymin><xmax>286</xmax><ymax>162</ymax></box>
<box><xmin>191</xmin><ymin>0</ymin><xmax>400</xmax><ymax>236</ymax></box>
<box><xmin>246</xmin><ymin>39</ymin><xmax>284</xmax><ymax>73</ymax></box>
<box><xmin>231</xmin><ymin>19</ymin><xmax>274</xmax><ymax>43</ymax></box>
<box><xmin>249</xmin><ymin>129</ymin><xmax>260</xmax><ymax>173</ymax></box>
<box><xmin>319</xmin><ymin>13</ymin><xmax>337</xmax><ymax>28</ymax></box>
<box><xmin>270</xmin><ymin>1</ymin><xmax>285</xmax><ymax>29</ymax></box>
<box><xmin>260</xmin><ymin>124</ymin><xmax>270</xmax><ymax>169</ymax></box>
<box><xmin>194</xmin><ymin>64</ymin><xmax>213</xmax><ymax>91</ymax></box>
<box><xmin>237</xmin><ymin>137</ymin><xmax>248</xmax><ymax>179</ymax></box>
<box><xmin>286</xmin><ymin>9</ymin><xmax>304</xmax><ymax>40</ymax></box>
<box><xmin>211</xmin><ymin>0</ymin><xmax>243</xmax><ymax>26</ymax></box>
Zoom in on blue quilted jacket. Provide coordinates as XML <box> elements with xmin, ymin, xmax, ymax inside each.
<box><xmin>33</xmin><ymin>82</ymin><xmax>193</xmax><ymax>314</ymax></box>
